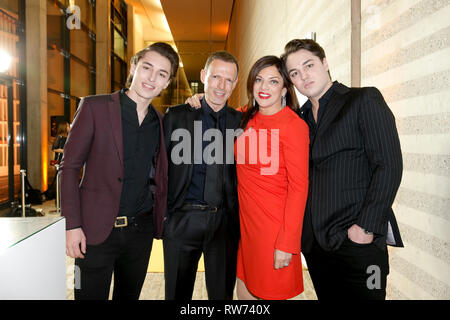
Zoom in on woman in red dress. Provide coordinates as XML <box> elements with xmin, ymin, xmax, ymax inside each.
<box><xmin>235</xmin><ymin>56</ymin><xmax>309</xmax><ymax>299</ymax></box>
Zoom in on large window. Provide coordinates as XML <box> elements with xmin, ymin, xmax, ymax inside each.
<box><xmin>190</xmin><ymin>82</ymin><xmax>199</xmax><ymax>95</ymax></box>
<box><xmin>47</xmin><ymin>0</ymin><xmax>96</xmax><ymax>124</ymax></box>
<box><xmin>0</xmin><ymin>4</ymin><xmax>21</xmax><ymax>205</ymax></box>
<box><xmin>111</xmin><ymin>0</ymin><xmax>127</xmax><ymax>91</ymax></box>
<box><xmin>46</xmin><ymin>0</ymin><xmax>96</xmax><ymax>187</ymax></box>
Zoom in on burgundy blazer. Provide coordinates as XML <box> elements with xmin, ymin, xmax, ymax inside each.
<box><xmin>60</xmin><ymin>91</ymin><xmax>168</xmax><ymax>245</ymax></box>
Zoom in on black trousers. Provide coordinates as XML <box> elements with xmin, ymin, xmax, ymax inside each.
<box><xmin>163</xmin><ymin>208</ymin><xmax>237</xmax><ymax>300</ymax></box>
<box><xmin>303</xmin><ymin>237</ymin><xmax>389</xmax><ymax>300</ymax></box>
<box><xmin>74</xmin><ymin>215</ymin><xmax>153</xmax><ymax>300</ymax></box>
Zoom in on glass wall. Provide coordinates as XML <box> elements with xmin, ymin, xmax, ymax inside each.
<box><xmin>47</xmin><ymin>0</ymin><xmax>96</xmax><ymax>121</ymax></box>
<box><xmin>0</xmin><ymin>3</ymin><xmax>21</xmax><ymax>206</ymax></box>
<box><xmin>46</xmin><ymin>0</ymin><xmax>96</xmax><ymax>184</ymax></box>
<box><xmin>111</xmin><ymin>0</ymin><xmax>127</xmax><ymax>91</ymax></box>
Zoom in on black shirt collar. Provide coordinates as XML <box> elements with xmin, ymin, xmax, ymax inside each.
<box><xmin>119</xmin><ymin>88</ymin><xmax>156</xmax><ymax>122</ymax></box>
<box><xmin>303</xmin><ymin>81</ymin><xmax>337</xmax><ymax>112</ymax></box>
<box><xmin>120</xmin><ymin>88</ymin><xmax>137</xmax><ymax>109</ymax></box>
<box><xmin>201</xmin><ymin>98</ymin><xmax>228</xmax><ymax>118</ymax></box>
<box><xmin>301</xmin><ymin>81</ymin><xmax>337</xmax><ymax>126</ymax></box>
<box><xmin>319</xmin><ymin>81</ymin><xmax>336</xmax><ymax>106</ymax></box>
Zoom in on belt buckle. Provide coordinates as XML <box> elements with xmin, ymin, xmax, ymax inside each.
<box><xmin>210</xmin><ymin>207</ymin><xmax>218</xmax><ymax>213</ymax></box>
<box><xmin>114</xmin><ymin>216</ymin><xmax>128</xmax><ymax>228</ymax></box>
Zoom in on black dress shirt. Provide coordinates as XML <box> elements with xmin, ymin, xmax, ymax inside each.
<box><xmin>301</xmin><ymin>81</ymin><xmax>337</xmax><ymax>143</ymax></box>
<box><xmin>300</xmin><ymin>81</ymin><xmax>336</xmax><ymax>243</ymax></box>
<box><xmin>118</xmin><ymin>89</ymin><xmax>160</xmax><ymax>217</ymax></box>
<box><xmin>185</xmin><ymin>99</ymin><xmax>227</xmax><ymax>205</ymax></box>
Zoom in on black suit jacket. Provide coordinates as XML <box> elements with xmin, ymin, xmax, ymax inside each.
<box><xmin>163</xmin><ymin>103</ymin><xmax>242</xmax><ymax>235</ymax></box>
<box><xmin>299</xmin><ymin>82</ymin><xmax>404</xmax><ymax>252</ymax></box>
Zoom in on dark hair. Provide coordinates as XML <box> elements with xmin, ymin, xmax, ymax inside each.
<box><xmin>126</xmin><ymin>42</ymin><xmax>180</xmax><ymax>87</ymax></box>
<box><xmin>56</xmin><ymin>120</ymin><xmax>70</xmax><ymax>136</ymax></box>
<box><xmin>204</xmin><ymin>51</ymin><xmax>239</xmax><ymax>79</ymax></box>
<box><xmin>240</xmin><ymin>55</ymin><xmax>299</xmax><ymax>130</ymax></box>
<box><xmin>281</xmin><ymin>39</ymin><xmax>331</xmax><ymax>78</ymax></box>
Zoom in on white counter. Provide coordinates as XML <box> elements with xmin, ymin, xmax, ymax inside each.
<box><xmin>0</xmin><ymin>217</ymin><xmax>66</xmax><ymax>300</ymax></box>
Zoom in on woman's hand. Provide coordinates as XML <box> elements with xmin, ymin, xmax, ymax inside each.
<box><xmin>274</xmin><ymin>249</ymin><xmax>292</xmax><ymax>270</ymax></box>
<box><xmin>185</xmin><ymin>93</ymin><xmax>204</xmax><ymax>109</ymax></box>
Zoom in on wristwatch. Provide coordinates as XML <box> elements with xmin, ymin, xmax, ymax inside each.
<box><xmin>363</xmin><ymin>228</ymin><xmax>374</xmax><ymax>235</ymax></box>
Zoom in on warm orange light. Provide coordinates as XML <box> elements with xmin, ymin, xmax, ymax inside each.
<box><xmin>42</xmin><ymin>143</ymin><xmax>48</xmax><ymax>191</ymax></box>
<box><xmin>214</xmin><ymin>23</ymin><xmax>230</xmax><ymax>38</ymax></box>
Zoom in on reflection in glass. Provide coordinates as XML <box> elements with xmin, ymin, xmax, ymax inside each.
<box><xmin>70</xmin><ymin>28</ymin><xmax>92</xmax><ymax>65</ymax></box>
<box><xmin>70</xmin><ymin>59</ymin><xmax>90</xmax><ymax>98</ymax></box>
<box><xmin>113</xmin><ymin>29</ymin><xmax>125</xmax><ymax>61</ymax></box>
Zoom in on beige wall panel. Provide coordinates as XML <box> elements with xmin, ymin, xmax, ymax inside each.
<box><xmin>389</xmin><ymin>92</ymin><xmax>450</xmax><ymax>118</ymax></box>
<box><xmin>388</xmin><ymin>268</ymin><xmax>437</xmax><ymax>300</ymax></box>
<box><xmin>361</xmin><ymin>0</ymin><xmax>450</xmax><ymax>300</ymax></box>
<box><xmin>401</xmin><ymin>171</ymin><xmax>448</xmax><ymax>199</ymax></box>
<box><xmin>395</xmin><ymin>203</ymin><xmax>450</xmax><ymax>246</ymax></box>
<box><xmin>399</xmin><ymin>134</ymin><xmax>450</xmax><ymax>155</ymax></box>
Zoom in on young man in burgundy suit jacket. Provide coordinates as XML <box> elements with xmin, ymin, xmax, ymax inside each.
<box><xmin>60</xmin><ymin>42</ymin><xmax>178</xmax><ymax>300</ymax></box>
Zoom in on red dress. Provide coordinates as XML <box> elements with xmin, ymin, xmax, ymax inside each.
<box><xmin>235</xmin><ymin>107</ymin><xmax>309</xmax><ymax>299</ymax></box>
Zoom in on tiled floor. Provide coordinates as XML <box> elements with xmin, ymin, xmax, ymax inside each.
<box><xmin>65</xmin><ymin>256</ymin><xmax>317</xmax><ymax>300</ymax></box>
<box><xmin>37</xmin><ymin>200</ymin><xmax>317</xmax><ymax>300</ymax></box>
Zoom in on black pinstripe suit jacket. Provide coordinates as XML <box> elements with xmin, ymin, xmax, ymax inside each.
<box><xmin>299</xmin><ymin>82</ymin><xmax>404</xmax><ymax>253</ymax></box>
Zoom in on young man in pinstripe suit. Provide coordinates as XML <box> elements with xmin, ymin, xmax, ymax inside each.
<box><xmin>282</xmin><ymin>39</ymin><xmax>404</xmax><ymax>300</ymax></box>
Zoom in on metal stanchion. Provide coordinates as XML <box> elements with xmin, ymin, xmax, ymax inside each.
<box><xmin>48</xmin><ymin>164</ymin><xmax>61</xmax><ymax>215</ymax></box>
<box><xmin>55</xmin><ymin>164</ymin><xmax>60</xmax><ymax>214</ymax></box>
<box><xmin>20</xmin><ymin>169</ymin><xmax>26</xmax><ymax>217</ymax></box>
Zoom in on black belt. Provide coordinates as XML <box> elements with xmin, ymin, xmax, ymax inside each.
<box><xmin>179</xmin><ymin>203</ymin><xmax>221</xmax><ymax>213</ymax></box>
<box><xmin>114</xmin><ymin>211</ymin><xmax>152</xmax><ymax>228</ymax></box>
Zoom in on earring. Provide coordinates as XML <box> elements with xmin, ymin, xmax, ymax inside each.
<box><xmin>253</xmin><ymin>98</ymin><xmax>256</xmax><ymax>107</ymax></box>
<box><xmin>282</xmin><ymin>95</ymin><xmax>286</xmax><ymax>108</ymax></box>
